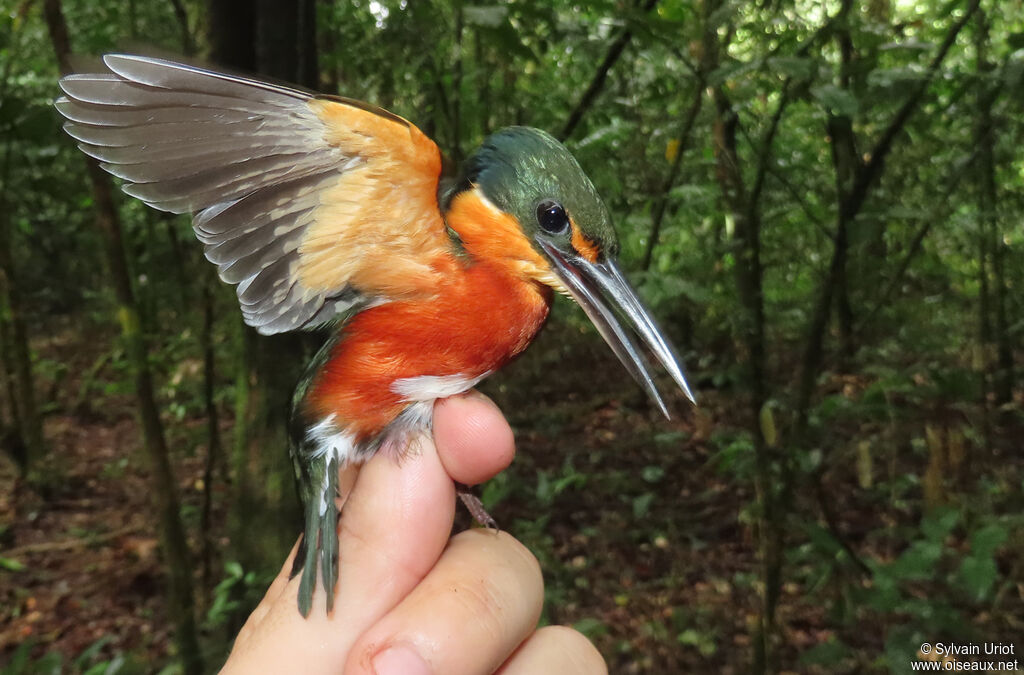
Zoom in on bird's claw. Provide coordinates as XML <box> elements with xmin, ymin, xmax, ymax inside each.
<box><xmin>456</xmin><ymin>487</ymin><xmax>499</xmax><ymax>531</ymax></box>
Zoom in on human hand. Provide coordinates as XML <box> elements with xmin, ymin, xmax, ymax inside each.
<box><xmin>221</xmin><ymin>392</ymin><xmax>607</xmax><ymax>674</ymax></box>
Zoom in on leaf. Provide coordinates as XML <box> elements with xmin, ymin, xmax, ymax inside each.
<box><xmin>856</xmin><ymin>441</ymin><xmax>873</xmax><ymax>489</ymax></box>
<box><xmin>810</xmin><ymin>84</ymin><xmax>859</xmax><ymax>118</ymax></box>
<box><xmin>653</xmin><ymin>430</ymin><xmax>690</xmax><ymax>447</ymax></box>
<box><xmin>888</xmin><ymin>540</ymin><xmax>942</xmax><ymax>581</ymax></box>
<box><xmin>804</xmin><ymin>524</ymin><xmax>842</xmax><ymax>556</ymax></box>
<box><xmin>665</xmin><ymin>138</ymin><xmax>680</xmax><ymax>163</ymax></box>
<box><xmin>31</xmin><ymin>651</ymin><xmax>63</xmax><ymax>675</ymax></box>
<box><xmin>879</xmin><ymin>39</ymin><xmax>934</xmax><ymax>52</ymax></box>
<box><xmin>867</xmin><ymin>571</ymin><xmax>902</xmax><ymax>611</ymax></box>
<box><xmin>800</xmin><ymin>637</ymin><xmax>853</xmax><ymax>666</ymax></box>
<box><xmin>677</xmin><ymin>628</ymin><xmax>718</xmax><ymax>655</ymax></box>
<box><xmin>885</xmin><ymin>205</ymin><xmax>929</xmax><ymax>220</ymax></box>
<box><xmin>641</xmin><ymin>465</ymin><xmax>665</xmax><ymax>483</ymax></box>
<box><xmin>576</xmin><ymin>120</ymin><xmax>628</xmax><ymax>150</ymax></box>
<box><xmin>1007</xmin><ymin>32</ymin><xmax>1024</xmax><ymax>50</ymax></box>
<box><xmin>759</xmin><ymin>402</ymin><xmax>778</xmax><ymax>448</ymax></box>
<box><xmin>767</xmin><ymin>56</ymin><xmax>816</xmax><ymax>80</ymax></box>
<box><xmin>478</xmin><ymin>20</ymin><xmax>534</xmax><ymax>61</ymax></box>
<box><xmin>706</xmin><ymin>0</ymin><xmax>736</xmax><ymax>29</ymax></box>
<box><xmin>970</xmin><ymin>523</ymin><xmax>1008</xmax><ymax>557</ymax></box>
<box><xmin>706</xmin><ymin>58</ymin><xmax>757</xmax><ymax>87</ymax></box>
<box><xmin>958</xmin><ymin>555</ymin><xmax>997</xmax><ymax>601</ymax></box>
<box><xmin>921</xmin><ymin>507</ymin><xmax>959</xmax><ymax>543</ymax></box>
<box><xmin>868</xmin><ymin>66</ymin><xmax>928</xmax><ymax>88</ymax></box>
<box><xmin>633</xmin><ymin>492</ymin><xmax>655</xmax><ymax>518</ymax></box>
<box><xmin>103</xmin><ymin>654</ymin><xmax>127</xmax><ymax>674</ymax></box>
<box><xmin>462</xmin><ymin>6</ymin><xmax>507</xmax><ymax>27</ymax></box>
<box><xmin>573</xmin><ymin>617</ymin><xmax>609</xmax><ymax>638</ymax></box>
<box><xmin>224</xmin><ymin>560</ymin><xmax>244</xmax><ymax>578</ymax></box>
<box><xmin>0</xmin><ymin>556</ymin><xmax>25</xmax><ymax>571</ymax></box>
<box><xmin>481</xmin><ymin>471</ymin><xmax>512</xmax><ymax>509</ymax></box>
<box><xmin>75</xmin><ymin>636</ymin><xmax>114</xmax><ymax>668</ymax></box>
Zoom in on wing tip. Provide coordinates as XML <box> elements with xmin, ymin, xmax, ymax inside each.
<box><xmin>102</xmin><ymin>53</ymin><xmax>138</xmax><ymax>69</ymax></box>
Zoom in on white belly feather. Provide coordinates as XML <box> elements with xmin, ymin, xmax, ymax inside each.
<box><xmin>304</xmin><ymin>371</ymin><xmax>491</xmax><ymax>515</ymax></box>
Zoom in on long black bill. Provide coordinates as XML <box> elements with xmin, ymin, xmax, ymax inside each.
<box><xmin>538</xmin><ymin>240</ymin><xmax>696</xmax><ymax>417</ymax></box>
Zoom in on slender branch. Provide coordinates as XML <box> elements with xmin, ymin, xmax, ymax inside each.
<box><xmin>854</xmin><ymin>22</ymin><xmax>1009</xmax><ymax>330</ymax></box>
<box><xmin>735</xmin><ymin>114</ymin><xmax>833</xmax><ymax>238</ymax></box>
<box><xmin>167</xmin><ymin>0</ymin><xmax>194</xmax><ymax>55</ymax></box>
<box><xmin>451</xmin><ymin>2</ymin><xmax>464</xmax><ymax>163</ymax></box>
<box><xmin>667</xmin><ymin>46</ymin><xmax>698</xmax><ymax>78</ymax></box>
<box><xmin>765</xmin><ymin>163</ymin><xmax>832</xmax><ymax>237</ymax></box>
<box><xmin>641</xmin><ymin>78</ymin><xmax>705</xmax><ymax>270</ymax></box>
<box><xmin>857</xmin><ymin>147</ymin><xmax>982</xmax><ymax>329</ymax></box>
<box><xmin>559</xmin><ymin>0</ymin><xmax>659</xmax><ymax>141</ymax></box>
<box><xmin>746</xmin><ymin>83</ymin><xmax>792</xmax><ymax>222</ymax></box>
<box><xmin>795</xmin><ymin>0</ymin><xmax>980</xmax><ymax>433</ymax></box>
<box><xmin>4</xmin><ymin>526</ymin><xmax>142</xmax><ymax>557</ymax></box>
<box><xmin>847</xmin><ymin>0</ymin><xmax>981</xmax><ymax>214</ymax></box>
<box><xmin>815</xmin><ymin>475</ymin><xmax>872</xmax><ymax>576</ymax></box>
<box><xmin>747</xmin><ymin>9</ymin><xmax>838</xmax><ymax>217</ymax></box>
<box><xmin>44</xmin><ymin>1</ymin><xmax>202</xmax><ymax>670</ymax></box>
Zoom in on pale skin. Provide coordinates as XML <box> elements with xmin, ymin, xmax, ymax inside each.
<box><xmin>222</xmin><ymin>392</ymin><xmax>608</xmax><ymax>675</ymax></box>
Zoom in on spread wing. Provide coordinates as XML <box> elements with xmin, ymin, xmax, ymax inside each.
<box><xmin>57</xmin><ymin>54</ymin><xmax>452</xmax><ymax>334</ymax></box>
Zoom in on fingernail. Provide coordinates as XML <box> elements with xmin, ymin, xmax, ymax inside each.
<box><xmin>373</xmin><ymin>644</ymin><xmax>431</xmax><ymax>675</ymax></box>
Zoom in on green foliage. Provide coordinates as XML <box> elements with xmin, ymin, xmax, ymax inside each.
<box><xmin>1</xmin><ymin>637</ymin><xmax>147</xmax><ymax>675</ymax></box>
<box><xmin>204</xmin><ymin>561</ymin><xmax>270</xmax><ymax>631</ymax></box>
<box><xmin>534</xmin><ymin>457</ymin><xmax>587</xmax><ymax>508</ymax></box>
<box><xmin>794</xmin><ymin>507</ymin><xmax>1017</xmax><ymax>673</ymax></box>
<box><xmin>573</xmin><ymin>617</ymin><xmax>610</xmax><ymax>640</ymax></box>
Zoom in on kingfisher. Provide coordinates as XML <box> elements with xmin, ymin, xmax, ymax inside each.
<box><xmin>56</xmin><ymin>55</ymin><xmax>695</xmax><ymax>616</ymax></box>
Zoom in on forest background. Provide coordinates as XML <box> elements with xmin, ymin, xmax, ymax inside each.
<box><xmin>0</xmin><ymin>0</ymin><xmax>1021</xmax><ymax>673</ymax></box>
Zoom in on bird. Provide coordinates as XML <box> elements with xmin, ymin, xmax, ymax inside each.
<box><xmin>56</xmin><ymin>54</ymin><xmax>696</xmax><ymax>616</ymax></box>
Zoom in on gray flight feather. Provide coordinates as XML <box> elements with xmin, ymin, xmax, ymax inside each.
<box><xmin>56</xmin><ymin>54</ymin><xmax>367</xmax><ymax>334</ymax></box>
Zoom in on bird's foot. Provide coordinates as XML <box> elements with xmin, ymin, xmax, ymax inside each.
<box><xmin>456</xmin><ymin>483</ymin><xmax>499</xmax><ymax>530</ymax></box>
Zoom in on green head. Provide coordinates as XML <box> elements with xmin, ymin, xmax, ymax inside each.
<box><xmin>447</xmin><ymin>126</ymin><xmax>696</xmax><ymax>413</ymax></box>
<box><xmin>447</xmin><ymin>126</ymin><xmax>619</xmax><ymax>263</ymax></box>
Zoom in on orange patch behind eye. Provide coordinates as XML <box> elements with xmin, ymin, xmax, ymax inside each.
<box><xmin>570</xmin><ymin>219</ymin><xmax>601</xmax><ymax>262</ymax></box>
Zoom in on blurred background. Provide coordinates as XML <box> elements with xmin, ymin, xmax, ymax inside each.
<box><xmin>1</xmin><ymin>0</ymin><xmax>1022</xmax><ymax>672</ymax></box>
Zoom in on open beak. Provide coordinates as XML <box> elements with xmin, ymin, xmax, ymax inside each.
<box><xmin>538</xmin><ymin>240</ymin><xmax>696</xmax><ymax>417</ymax></box>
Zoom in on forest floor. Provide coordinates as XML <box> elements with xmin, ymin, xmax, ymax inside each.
<box><xmin>1</xmin><ymin>319</ymin><xmax>1021</xmax><ymax>673</ymax></box>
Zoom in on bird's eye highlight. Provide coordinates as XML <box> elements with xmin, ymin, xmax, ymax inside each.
<box><xmin>537</xmin><ymin>200</ymin><xmax>569</xmax><ymax>234</ymax></box>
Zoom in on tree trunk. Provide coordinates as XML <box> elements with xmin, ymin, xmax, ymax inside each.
<box><xmin>827</xmin><ymin>0</ymin><xmax>860</xmax><ymax>368</ymax></box>
<box><xmin>0</xmin><ymin>137</ymin><xmax>44</xmax><ymax>475</ymax></box>
<box><xmin>167</xmin><ymin>0</ymin><xmax>195</xmax><ymax>55</ymax></box>
<box><xmin>702</xmin><ymin>1</ymin><xmax>775</xmax><ymax>668</ymax></box>
<box><xmin>475</xmin><ymin>27</ymin><xmax>492</xmax><ymax>137</ymax></box>
<box><xmin>199</xmin><ymin>279</ymin><xmax>223</xmax><ymax>593</ymax></box>
<box><xmin>43</xmin><ymin>2</ymin><xmax>202</xmax><ymax>671</ymax></box>
<box><xmin>974</xmin><ymin>9</ymin><xmax>1014</xmax><ymax>412</ymax></box>
<box><xmin>0</xmin><ymin>38</ymin><xmax>44</xmax><ymax>474</ymax></box>
<box><xmin>318</xmin><ymin>0</ymin><xmax>340</xmax><ymax>93</ymax></box>
<box><xmin>206</xmin><ymin>0</ymin><xmax>256</xmax><ymax>69</ymax></box>
<box><xmin>256</xmin><ymin>0</ymin><xmax>319</xmax><ymax>88</ymax></box>
<box><xmin>0</xmin><ymin>297</ymin><xmax>28</xmax><ymax>470</ymax></box>
<box><xmin>204</xmin><ymin>0</ymin><xmax>313</xmax><ymax>587</ymax></box>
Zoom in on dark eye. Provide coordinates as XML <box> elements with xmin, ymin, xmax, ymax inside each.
<box><xmin>537</xmin><ymin>200</ymin><xmax>569</xmax><ymax>234</ymax></box>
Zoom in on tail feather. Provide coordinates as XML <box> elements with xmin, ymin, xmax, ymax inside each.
<box><xmin>291</xmin><ymin>452</ymin><xmax>341</xmax><ymax>617</ymax></box>
<box><xmin>321</xmin><ymin>457</ymin><xmax>340</xmax><ymax>613</ymax></box>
